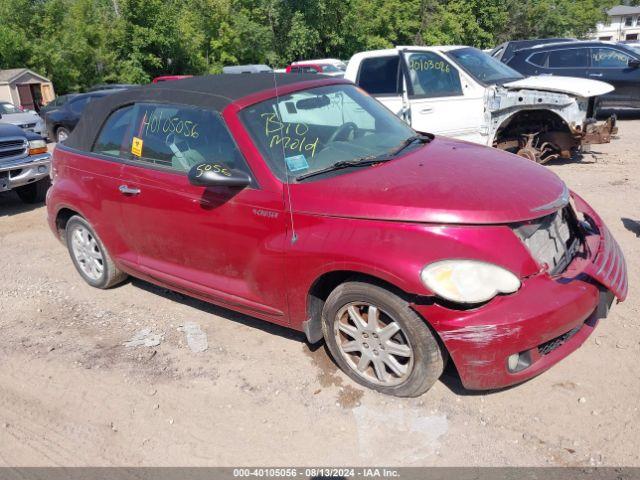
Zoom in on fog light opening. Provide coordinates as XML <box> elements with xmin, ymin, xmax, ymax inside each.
<box><xmin>38</xmin><ymin>165</ymin><xmax>47</xmax><ymax>174</ymax></box>
<box><xmin>508</xmin><ymin>353</ymin><xmax>520</xmax><ymax>371</ymax></box>
<box><xmin>507</xmin><ymin>351</ymin><xmax>532</xmax><ymax>373</ymax></box>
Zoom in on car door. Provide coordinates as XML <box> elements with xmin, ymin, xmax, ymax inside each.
<box><xmin>525</xmin><ymin>47</ymin><xmax>590</xmax><ymax>79</ymax></box>
<box><xmin>589</xmin><ymin>47</ymin><xmax>640</xmax><ymax>108</ymax></box>
<box><xmin>354</xmin><ymin>55</ymin><xmax>407</xmax><ymax>123</ymax></box>
<box><xmin>116</xmin><ymin>102</ymin><xmax>289</xmax><ymax>323</ymax></box>
<box><xmin>400</xmin><ymin>50</ymin><xmax>484</xmax><ymax>143</ymax></box>
<box><xmin>72</xmin><ymin>105</ymin><xmax>136</xmax><ymax>265</ymax></box>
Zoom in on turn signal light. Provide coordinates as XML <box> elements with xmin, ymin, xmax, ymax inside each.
<box><xmin>28</xmin><ymin>139</ymin><xmax>47</xmax><ymax>155</ymax></box>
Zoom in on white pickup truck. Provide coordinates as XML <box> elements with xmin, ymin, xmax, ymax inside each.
<box><xmin>344</xmin><ymin>46</ymin><xmax>617</xmax><ymax>163</ymax></box>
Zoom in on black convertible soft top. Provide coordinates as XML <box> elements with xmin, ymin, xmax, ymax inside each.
<box><xmin>65</xmin><ymin>73</ymin><xmax>335</xmax><ymax>151</ymax></box>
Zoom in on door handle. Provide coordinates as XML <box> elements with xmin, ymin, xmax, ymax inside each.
<box><xmin>589</xmin><ymin>73</ymin><xmax>603</xmax><ymax>77</ymax></box>
<box><xmin>118</xmin><ymin>185</ymin><xmax>141</xmax><ymax>195</ymax></box>
<box><xmin>420</xmin><ymin>107</ymin><xmax>434</xmax><ymax>114</ymax></box>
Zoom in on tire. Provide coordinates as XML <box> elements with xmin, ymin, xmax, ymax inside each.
<box><xmin>322</xmin><ymin>281</ymin><xmax>445</xmax><ymax>397</ymax></box>
<box><xmin>65</xmin><ymin>215</ymin><xmax>128</xmax><ymax>289</ymax></box>
<box><xmin>56</xmin><ymin>127</ymin><xmax>70</xmax><ymax>143</ymax></box>
<box><xmin>15</xmin><ymin>178</ymin><xmax>50</xmax><ymax>204</ymax></box>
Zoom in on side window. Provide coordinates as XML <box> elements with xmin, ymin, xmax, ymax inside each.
<box><xmin>290</xmin><ymin>66</ymin><xmax>317</xmax><ymax>74</ymax></box>
<box><xmin>126</xmin><ymin>103</ymin><xmax>251</xmax><ymax>175</ymax></box>
<box><xmin>92</xmin><ymin>105</ymin><xmax>135</xmax><ymax>158</ymax></box>
<box><xmin>548</xmin><ymin>48</ymin><xmax>589</xmax><ymax>68</ymax></box>
<box><xmin>528</xmin><ymin>52</ymin><xmax>549</xmax><ymax>68</ymax></box>
<box><xmin>357</xmin><ymin>56</ymin><xmax>400</xmax><ymax>95</ymax></box>
<box><xmin>406</xmin><ymin>52</ymin><xmax>462</xmax><ymax>98</ymax></box>
<box><xmin>591</xmin><ymin>48</ymin><xmax>632</xmax><ymax>68</ymax></box>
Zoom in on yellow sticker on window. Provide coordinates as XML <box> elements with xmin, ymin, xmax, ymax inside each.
<box><xmin>131</xmin><ymin>137</ymin><xmax>143</xmax><ymax>157</ymax></box>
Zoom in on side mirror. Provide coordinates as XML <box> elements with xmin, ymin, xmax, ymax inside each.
<box><xmin>628</xmin><ymin>58</ymin><xmax>640</xmax><ymax>69</ymax></box>
<box><xmin>188</xmin><ymin>162</ymin><xmax>251</xmax><ymax>188</ymax></box>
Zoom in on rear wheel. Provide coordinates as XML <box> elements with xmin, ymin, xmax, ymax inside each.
<box><xmin>15</xmin><ymin>178</ymin><xmax>50</xmax><ymax>204</ymax></box>
<box><xmin>65</xmin><ymin>215</ymin><xmax>127</xmax><ymax>289</ymax></box>
<box><xmin>322</xmin><ymin>281</ymin><xmax>445</xmax><ymax>397</ymax></box>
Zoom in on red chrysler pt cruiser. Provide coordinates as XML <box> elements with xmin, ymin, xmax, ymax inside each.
<box><xmin>47</xmin><ymin>74</ymin><xmax>627</xmax><ymax>397</ymax></box>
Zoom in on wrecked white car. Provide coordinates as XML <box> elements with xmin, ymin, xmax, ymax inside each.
<box><xmin>345</xmin><ymin>46</ymin><xmax>617</xmax><ymax>163</ymax></box>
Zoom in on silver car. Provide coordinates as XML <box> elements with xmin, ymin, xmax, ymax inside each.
<box><xmin>0</xmin><ymin>102</ymin><xmax>46</xmax><ymax>138</ymax></box>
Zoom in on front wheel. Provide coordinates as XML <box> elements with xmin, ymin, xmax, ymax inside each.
<box><xmin>322</xmin><ymin>281</ymin><xmax>445</xmax><ymax>397</ymax></box>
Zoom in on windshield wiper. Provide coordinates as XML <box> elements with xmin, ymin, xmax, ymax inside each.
<box><xmin>295</xmin><ymin>134</ymin><xmax>433</xmax><ymax>182</ymax></box>
<box><xmin>295</xmin><ymin>157</ymin><xmax>392</xmax><ymax>181</ymax></box>
<box><xmin>389</xmin><ymin>133</ymin><xmax>433</xmax><ymax>157</ymax></box>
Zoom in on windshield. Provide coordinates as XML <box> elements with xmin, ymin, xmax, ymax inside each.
<box><xmin>447</xmin><ymin>47</ymin><xmax>524</xmax><ymax>85</ymax></box>
<box><xmin>0</xmin><ymin>103</ymin><xmax>22</xmax><ymax>114</ymax></box>
<box><xmin>239</xmin><ymin>84</ymin><xmax>416</xmax><ymax>182</ymax></box>
<box><xmin>619</xmin><ymin>43</ymin><xmax>640</xmax><ymax>57</ymax></box>
<box><xmin>321</xmin><ymin>64</ymin><xmax>341</xmax><ymax>72</ymax></box>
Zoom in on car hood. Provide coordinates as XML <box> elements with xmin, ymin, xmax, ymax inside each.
<box><xmin>1</xmin><ymin>112</ymin><xmax>41</xmax><ymax>125</ymax></box>
<box><xmin>503</xmin><ymin>75</ymin><xmax>614</xmax><ymax>97</ymax></box>
<box><xmin>290</xmin><ymin>137</ymin><xmax>568</xmax><ymax>225</ymax></box>
<box><xmin>0</xmin><ymin>122</ymin><xmax>28</xmax><ymax>137</ymax></box>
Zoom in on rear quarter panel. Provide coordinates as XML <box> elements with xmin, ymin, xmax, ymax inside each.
<box><xmin>47</xmin><ymin>147</ymin><xmax>132</xmax><ymax>262</ymax></box>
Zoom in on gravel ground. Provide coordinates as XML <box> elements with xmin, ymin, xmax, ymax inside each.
<box><xmin>0</xmin><ymin>121</ymin><xmax>638</xmax><ymax>467</ymax></box>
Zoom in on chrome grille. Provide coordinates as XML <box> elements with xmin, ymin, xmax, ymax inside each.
<box><xmin>0</xmin><ymin>137</ymin><xmax>28</xmax><ymax>162</ymax></box>
<box><xmin>513</xmin><ymin>208</ymin><xmax>579</xmax><ymax>274</ymax></box>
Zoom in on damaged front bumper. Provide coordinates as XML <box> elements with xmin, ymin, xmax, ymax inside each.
<box><xmin>411</xmin><ymin>193</ymin><xmax>626</xmax><ymax>391</ymax></box>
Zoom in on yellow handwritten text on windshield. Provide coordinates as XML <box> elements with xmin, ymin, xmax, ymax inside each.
<box><xmin>261</xmin><ymin>112</ymin><xmax>319</xmax><ymax>158</ymax></box>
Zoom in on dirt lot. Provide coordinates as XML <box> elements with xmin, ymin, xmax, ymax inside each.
<box><xmin>1</xmin><ymin>120</ymin><xmax>639</xmax><ymax>467</ymax></box>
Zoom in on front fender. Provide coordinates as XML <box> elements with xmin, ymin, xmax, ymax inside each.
<box><xmin>286</xmin><ymin>213</ymin><xmax>539</xmax><ymax>330</ymax></box>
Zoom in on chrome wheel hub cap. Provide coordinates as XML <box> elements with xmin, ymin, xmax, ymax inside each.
<box><xmin>71</xmin><ymin>226</ymin><xmax>104</xmax><ymax>281</ymax></box>
<box><xmin>334</xmin><ymin>302</ymin><xmax>414</xmax><ymax>386</ymax></box>
<box><xmin>58</xmin><ymin>130</ymin><xmax>68</xmax><ymax>142</ymax></box>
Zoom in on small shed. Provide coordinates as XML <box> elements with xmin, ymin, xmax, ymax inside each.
<box><xmin>0</xmin><ymin>68</ymin><xmax>55</xmax><ymax>111</ymax></box>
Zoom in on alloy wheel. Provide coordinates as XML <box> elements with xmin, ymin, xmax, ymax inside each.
<box><xmin>333</xmin><ymin>302</ymin><xmax>414</xmax><ymax>386</ymax></box>
<box><xmin>70</xmin><ymin>226</ymin><xmax>105</xmax><ymax>281</ymax></box>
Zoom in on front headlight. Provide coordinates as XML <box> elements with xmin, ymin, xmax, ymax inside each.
<box><xmin>420</xmin><ymin>260</ymin><xmax>521</xmax><ymax>304</ymax></box>
<box><xmin>28</xmin><ymin>139</ymin><xmax>47</xmax><ymax>155</ymax></box>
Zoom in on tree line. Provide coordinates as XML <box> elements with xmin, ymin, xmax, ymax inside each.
<box><xmin>0</xmin><ymin>0</ymin><xmax>630</xmax><ymax>94</ymax></box>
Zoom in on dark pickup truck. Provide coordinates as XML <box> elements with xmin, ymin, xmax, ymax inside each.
<box><xmin>0</xmin><ymin>123</ymin><xmax>51</xmax><ymax>203</ymax></box>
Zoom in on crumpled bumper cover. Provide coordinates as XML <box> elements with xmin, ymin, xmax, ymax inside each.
<box><xmin>412</xmin><ymin>192</ymin><xmax>627</xmax><ymax>391</ymax></box>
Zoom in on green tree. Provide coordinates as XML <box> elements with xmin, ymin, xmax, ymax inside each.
<box><xmin>0</xmin><ymin>0</ymin><xmax>627</xmax><ymax>94</ymax></box>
